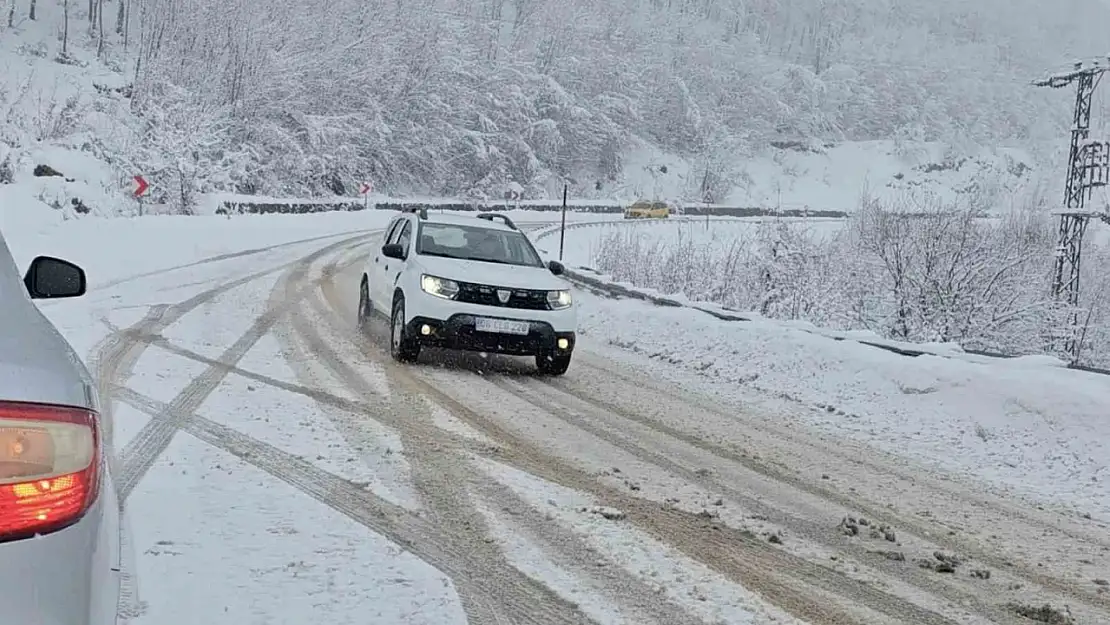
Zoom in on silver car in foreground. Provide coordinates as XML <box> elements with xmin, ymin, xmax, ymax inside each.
<box><xmin>0</xmin><ymin>229</ymin><xmax>120</xmax><ymax>625</ymax></box>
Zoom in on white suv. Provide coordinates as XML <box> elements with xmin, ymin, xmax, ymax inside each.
<box><xmin>358</xmin><ymin>209</ymin><xmax>577</xmax><ymax>375</ymax></box>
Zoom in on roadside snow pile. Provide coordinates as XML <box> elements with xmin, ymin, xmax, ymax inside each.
<box><xmin>575</xmin><ymin>290</ymin><xmax>1110</xmax><ymax>523</ymax></box>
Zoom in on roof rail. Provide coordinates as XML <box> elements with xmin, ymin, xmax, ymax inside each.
<box><xmin>476</xmin><ymin>212</ymin><xmax>517</xmax><ymax>230</ymax></box>
<box><xmin>401</xmin><ymin>206</ymin><xmax>427</xmax><ymax>219</ymax></box>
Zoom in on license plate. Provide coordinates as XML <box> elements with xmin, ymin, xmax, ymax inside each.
<box><xmin>474</xmin><ymin>317</ymin><xmax>530</xmax><ymax>335</ymax></box>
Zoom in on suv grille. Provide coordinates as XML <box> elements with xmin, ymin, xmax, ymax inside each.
<box><xmin>456</xmin><ymin>281</ymin><xmax>549</xmax><ymax>310</ymax></box>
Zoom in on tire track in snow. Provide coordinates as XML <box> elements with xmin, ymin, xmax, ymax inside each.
<box><xmin>543</xmin><ymin>359</ymin><xmax>1110</xmax><ymax>617</ymax></box>
<box><xmin>489</xmin><ymin>375</ymin><xmax>1025</xmax><ymax>624</ymax></box>
<box><xmin>471</xmin><ymin>478</ymin><xmax>699</xmax><ymax>625</ymax></box>
<box><xmin>361</xmin><ymin>364</ymin><xmax>915</xmax><ymax>625</ymax></box>
<box><xmin>311</xmin><ymin>261</ymin><xmax>937</xmax><ymax>625</ymax></box>
<box><xmin>100</xmin><ymin>288</ymin><xmax>730</xmax><ymax>625</ymax></box>
<box><xmin>91</xmin><ymin>233</ymin><xmax>374</xmax><ymax>621</ymax></box>
<box><xmin>113</xmin><ymin>233</ymin><xmax>372</xmax><ymax>502</ymax></box>
<box><xmin>96</xmin><ymin>230</ymin><xmax>371</xmax><ymax>290</ymax></box>
<box><xmin>110</xmin><ymin>385</ymin><xmax>598</xmax><ymax>625</ymax></box>
<box><xmin>279</xmin><ymin>273</ymin><xmax>599</xmax><ymax>625</ymax></box>
<box><xmin>573</xmin><ymin>355</ymin><xmax>1110</xmax><ymax>549</ymax></box>
<box><xmin>89</xmin><ymin>231</ymin><xmax>371</xmax><ymax>391</ymax></box>
<box><xmin>92</xmin><ymin>261</ymin><xmax>298</xmax><ymax>619</ymax></box>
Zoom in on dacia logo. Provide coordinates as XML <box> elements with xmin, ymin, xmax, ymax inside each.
<box><xmin>496</xmin><ymin>289</ymin><xmax>511</xmax><ymax>303</ymax></box>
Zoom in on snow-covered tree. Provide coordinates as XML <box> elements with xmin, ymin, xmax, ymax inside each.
<box><xmin>108</xmin><ymin>0</ymin><xmax>1110</xmax><ymax>199</ymax></box>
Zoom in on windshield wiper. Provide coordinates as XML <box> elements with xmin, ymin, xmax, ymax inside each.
<box><xmin>466</xmin><ymin>257</ymin><xmax>521</xmax><ymax>265</ymax></box>
<box><xmin>420</xmin><ymin>250</ymin><xmax>465</xmax><ymax>259</ymax></box>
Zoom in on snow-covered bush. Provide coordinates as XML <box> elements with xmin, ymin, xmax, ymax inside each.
<box><xmin>593</xmin><ymin>199</ymin><xmax>1110</xmax><ymax>366</ymax></box>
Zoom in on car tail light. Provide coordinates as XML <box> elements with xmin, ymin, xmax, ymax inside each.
<box><xmin>0</xmin><ymin>401</ymin><xmax>100</xmax><ymax>542</ymax></box>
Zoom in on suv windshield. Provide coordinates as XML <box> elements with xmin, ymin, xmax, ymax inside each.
<box><xmin>416</xmin><ymin>222</ymin><xmax>544</xmax><ymax>267</ymax></box>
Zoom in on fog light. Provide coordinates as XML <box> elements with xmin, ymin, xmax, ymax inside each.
<box><xmin>420</xmin><ymin>324</ymin><xmax>432</xmax><ymax>335</ymax></box>
<box><xmin>557</xmin><ymin>338</ymin><xmax>569</xmax><ymax>349</ymax></box>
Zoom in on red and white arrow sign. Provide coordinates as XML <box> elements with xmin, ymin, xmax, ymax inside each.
<box><xmin>359</xmin><ymin>181</ymin><xmax>372</xmax><ymax>195</ymax></box>
<box><xmin>133</xmin><ymin>175</ymin><xmax>149</xmax><ymax>197</ymax></box>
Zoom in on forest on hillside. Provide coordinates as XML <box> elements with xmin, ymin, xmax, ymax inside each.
<box><xmin>125</xmin><ymin>0</ymin><xmax>1110</xmax><ymax>203</ymax></box>
<box><xmin>10</xmin><ymin>0</ymin><xmax>1110</xmax><ymax>204</ymax></box>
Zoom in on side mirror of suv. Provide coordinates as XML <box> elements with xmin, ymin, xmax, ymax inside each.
<box><xmin>547</xmin><ymin>260</ymin><xmax>565</xmax><ymax>275</ymax></box>
<box><xmin>24</xmin><ymin>256</ymin><xmax>87</xmax><ymax>299</ymax></box>
<box><xmin>381</xmin><ymin>243</ymin><xmax>406</xmax><ymax>260</ymax></box>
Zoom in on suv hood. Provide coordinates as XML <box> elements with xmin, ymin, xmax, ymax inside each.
<box><xmin>415</xmin><ymin>255</ymin><xmax>570</xmax><ymax>290</ymax></box>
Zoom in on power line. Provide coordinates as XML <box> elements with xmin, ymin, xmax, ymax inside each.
<box><xmin>1033</xmin><ymin>57</ymin><xmax>1110</xmax><ymax>359</ymax></box>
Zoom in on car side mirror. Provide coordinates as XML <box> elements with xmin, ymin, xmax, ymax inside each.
<box><xmin>24</xmin><ymin>256</ymin><xmax>87</xmax><ymax>299</ymax></box>
<box><xmin>547</xmin><ymin>260</ymin><xmax>565</xmax><ymax>275</ymax></box>
<box><xmin>381</xmin><ymin>243</ymin><xmax>405</xmax><ymax>260</ymax></box>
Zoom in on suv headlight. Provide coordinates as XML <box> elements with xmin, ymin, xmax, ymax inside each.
<box><xmin>421</xmin><ymin>274</ymin><xmax>459</xmax><ymax>299</ymax></box>
<box><xmin>547</xmin><ymin>289</ymin><xmax>572</xmax><ymax>310</ymax></box>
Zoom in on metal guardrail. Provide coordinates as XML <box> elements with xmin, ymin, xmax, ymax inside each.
<box><xmin>217</xmin><ymin>199</ymin><xmax>850</xmax><ymax>218</ymax></box>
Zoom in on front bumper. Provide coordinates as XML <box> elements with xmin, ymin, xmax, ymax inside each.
<box><xmin>408</xmin><ymin>314</ymin><xmax>576</xmax><ymax>356</ymax></box>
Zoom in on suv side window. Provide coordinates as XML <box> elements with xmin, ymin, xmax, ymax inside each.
<box><xmin>395</xmin><ymin>221</ymin><xmax>413</xmax><ymax>253</ymax></box>
<box><xmin>384</xmin><ymin>218</ymin><xmax>405</xmax><ymax>244</ymax></box>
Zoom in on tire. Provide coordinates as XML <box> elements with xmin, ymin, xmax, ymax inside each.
<box><xmin>536</xmin><ymin>350</ymin><xmax>572</xmax><ymax>376</ymax></box>
<box><xmin>390</xmin><ymin>295</ymin><xmax>420</xmax><ymax>362</ymax></box>
<box><xmin>357</xmin><ymin>277</ymin><xmax>373</xmax><ymax>331</ymax></box>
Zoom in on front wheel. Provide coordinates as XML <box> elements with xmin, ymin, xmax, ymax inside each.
<box><xmin>536</xmin><ymin>350</ymin><xmax>572</xmax><ymax>376</ymax></box>
<box><xmin>390</xmin><ymin>296</ymin><xmax>420</xmax><ymax>362</ymax></box>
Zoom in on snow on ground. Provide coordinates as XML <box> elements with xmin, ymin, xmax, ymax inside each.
<box><xmin>124</xmin><ymin>346</ymin><xmax>212</xmax><ymax>405</ymax></box>
<box><xmin>112</xmin><ymin>402</ymin><xmax>153</xmax><ymax>452</ymax></box>
<box><xmin>5</xmin><ymin>209</ymin><xmax>606</xmax><ymax>286</ymax></box>
<box><xmin>14</xmin><ymin>204</ymin><xmax>1107</xmax><ymax>623</ymax></box>
<box><xmin>207</xmin><ymin>324</ymin><xmax>422</xmax><ymax>507</ymax></box>
<box><xmin>578</xmin><ymin>291</ymin><xmax>1110</xmax><ymax>521</ymax></box>
<box><xmin>475</xmin><ymin>456</ymin><xmax>812</xmax><ymax>625</ymax></box>
<box><xmin>421</xmin><ymin>396</ymin><xmax>495</xmax><ymax>444</ymax></box>
<box><xmin>202</xmin><ymin>367</ymin><xmax>397</xmax><ymax>492</ymax></box>
<box><xmin>534</xmin><ymin>222</ymin><xmax>1110</xmax><ymax>522</ymax></box>
<box><xmin>128</xmin><ymin>434</ymin><xmax>465</xmax><ymax>625</ymax></box>
<box><xmin>598</xmin><ymin>139</ymin><xmax>1035</xmax><ymax>213</ymax></box>
<box><xmin>0</xmin><ymin>3</ymin><xmax>135</xmax><ymax>222</ymax></box>
<box><xmin>235</xmin><ymin>333</ymin><xmax>344</xmax><ymax>395</ymax></box>
<box><xmin>5</xmin><ymin>209</ymin><xmax>599</xmax><ymax>625</ymax></box>
<box><xmin>726</xmin><ymin>140</ymin><xmax>1033</xmax><ymax>212</ymax></box>
<box><xmin>546</xmin><ymin>216</ymin><xmax>845</xmax><ymax>267</ymax></box>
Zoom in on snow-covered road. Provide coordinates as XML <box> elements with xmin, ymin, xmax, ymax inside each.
<box><xmin>15</xmin><ymin>213</ymin><xmax>1110</xmax><ymax>625</ymax></box>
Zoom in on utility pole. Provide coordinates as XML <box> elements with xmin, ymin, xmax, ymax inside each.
<box><xmin>558</xmin><ymin>183</ymin><xmax>567</xmax><ymax>261</ymax></box>
<box><xmin>1033</xmin><ymin>57</ymin><xmax>1110</xmax><ymax>357</ymax></box>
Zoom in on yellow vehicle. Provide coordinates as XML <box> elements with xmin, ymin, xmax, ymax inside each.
<box><xmin>623</xmin><ymin>200</ymin><xmax>670</xmax><ymax>219</ymax></box>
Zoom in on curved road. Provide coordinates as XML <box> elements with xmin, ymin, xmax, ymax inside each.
<box><xmin>94</xmin><ymin>228</ymin><xmax>1110</xmax><ymax>625</ymax></box>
